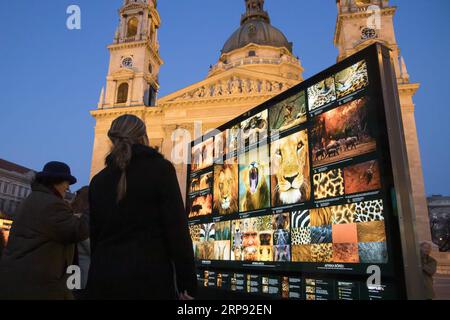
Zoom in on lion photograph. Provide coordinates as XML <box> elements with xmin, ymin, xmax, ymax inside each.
<box><xmin>270</xmin><ymin>130</ymin><xmax>311</xmax><ymax>207</ymax></box>
<box><xmin>213</xmin><ymin>164</ymin><xmax>239</xmax><ymax>215</ymax></box>
<box><xmin>238</xmin><ymin>145</ymin><xmax>270</xmax><ymax>212</ymax></box>
<box><xmin>188</xmin><ymin>193</ymin><xmax>212</xmax><ymax>218</ymax></box>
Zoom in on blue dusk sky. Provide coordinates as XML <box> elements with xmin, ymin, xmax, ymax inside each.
<box><xmin>0</xmin><ymin>0</ymin><xmax>449</xmax><ymax>195</ymax></box>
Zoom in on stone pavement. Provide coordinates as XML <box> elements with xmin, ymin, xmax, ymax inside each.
<box><xmin>434</xmin><ymin>274</ymin><xmax>450</xmax><ymax>300</ymax></box>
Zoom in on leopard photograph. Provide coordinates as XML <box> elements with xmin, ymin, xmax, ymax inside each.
<box><xmin>307</xmin><ymin>76</ymin><xmax>337</xmax><ymax>111</ymax></box>
<box><xmin>334</xmin><ymin>60</ymin><xmax>369</xmax><ymax>99</ymax></box>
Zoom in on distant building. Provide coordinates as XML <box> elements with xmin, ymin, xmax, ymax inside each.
<box><xmin>428</xmin><ymin>195</ymin><xmax>450</xmax><ymax>252</ymax></box>
<box><xmin>0</xmin><ymin>159</ymin><xmax>35</xmax><ymax>219</ymax></box>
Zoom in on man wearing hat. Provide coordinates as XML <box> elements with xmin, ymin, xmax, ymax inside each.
<box><xmin>0</xmin><ymin>162</ymin><xmax>89</xmax><ymax>300</ymax></box>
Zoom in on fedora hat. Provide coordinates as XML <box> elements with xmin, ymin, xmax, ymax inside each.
<box><xmin>35</xmin><ymin>162</ymin><xmax>77</xmax><ymax>185</ymax></box>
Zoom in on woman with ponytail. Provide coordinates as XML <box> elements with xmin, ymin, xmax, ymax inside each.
<box><xmin>86</xmin><ymin>114</ymin><xmax>197</xmax><ymax>300</ymax></box>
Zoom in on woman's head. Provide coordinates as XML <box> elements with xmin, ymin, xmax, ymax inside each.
<box><xmin>34</xmin><ymin>161</ymin><xmax>77</xmax><ymax>198</ymax></box>
<box><xmin>107</xmin><ymin>114</ymin><xmax>149</xmax><ymax>202</ymax></box>
<box><xmin>35</xmin><ymin>176</ymin><xmax>70</xmax><ymax>198</ymax></box>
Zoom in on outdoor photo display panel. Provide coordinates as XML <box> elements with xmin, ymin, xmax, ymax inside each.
<box><xmin>186</xmin><ymin>45</ymin><xmax>406</xmax><ymax>299</ymax></box>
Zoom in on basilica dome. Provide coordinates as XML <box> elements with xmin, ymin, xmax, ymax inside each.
<box><xmin>221</xmin><ymin>0</ymin><xmax>293</xmax><ymax>54</ymax></box>
<box><xmin>222</xmin><ymin>19</ymin><xmax>292</xmax><ymax>54</ymax></box>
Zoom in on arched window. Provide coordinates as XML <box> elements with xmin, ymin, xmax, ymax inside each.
<box><xmin>117</xmin><ymin>83</ymin><xmax>129</xmax><ymax>104</ymax></box>
<box><xmin>127</xmin><ymin>17</ymin><xmax>139</xmax><ymax>38</ymax></box>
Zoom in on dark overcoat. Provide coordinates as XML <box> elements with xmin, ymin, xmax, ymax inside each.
<box><xmin>0</xmin><ymin>184</ymin><xmax>89</xmax><ymax>300</ymax></box>
<box><xmin>86</xmin><ymin>144</ymin><xmax>197</xmax><ymax>300</ymax></box>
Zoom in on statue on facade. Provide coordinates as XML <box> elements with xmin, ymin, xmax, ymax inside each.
<box><xmin>230</xmin><ymin>78</ymin><xmax>241</xmax><ymax>95</ymax></box>
<box><xmin>194</xmin><ymin>86</ymin><xmax>206</xmax><ymax>98</ymax></box>
<box><xmin>249</xmin><ymin>80</ymin><xmax>259</xmax><ymax>93</ymax></box>
<box><xmin>263</xmin><ymin>80</ymin><xmax>272</xmax><ymax>93</ymax></box>
<box><xmin>214</xmin><ymin>82</ymin><xmax>224</xmax><ymax>96</ymax></box>
<box><xmin>271</xmin><ymin>81</ymin><xmax>280</xmax><ymax>92</ymax></box>
<box><xmin>241</xmin><ymin>79</ymin><xmax>249</xmax><ymax>94</ymax></box>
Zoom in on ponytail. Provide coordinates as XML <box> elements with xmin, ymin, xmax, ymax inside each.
<box><xmin>107</xmin><ymin>115</ymin><xmax>148</xmax><ymax>203</ymax></box>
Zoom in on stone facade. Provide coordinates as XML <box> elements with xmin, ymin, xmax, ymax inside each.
<box><xmin>334</xmin><ymin>0</ymin><xmax>432</xmax><ymax>247</ymax></box>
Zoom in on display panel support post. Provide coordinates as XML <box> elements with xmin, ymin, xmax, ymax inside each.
<box><xmin>377</xmin><ymin>44</ymin><xmax>425</xmax><ymax>300</ymax></box>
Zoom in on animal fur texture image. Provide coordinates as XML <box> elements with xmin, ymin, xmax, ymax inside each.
<box><xmin>292</xmin><ymin>244</ymin><xmax>313</xmax><ymax>262</ymax></box>
<box><xmin>313</xmin><ymin>168</ymin><xmax>344</xmax><ymax>200</ymax></box>
<box><xmin>271</xmin><ymin>130</ymin><xmax>311</xmax><ymax>206</ymax></box>
<box><xmin>354</xmin><ymin>199</ymin><xmax>384</xmax><ymax>222</ymax></box>
<box><xmin>332</xmin><ymin>243</ymin><xmax>360</xmax><ymax>263</ymax></box>
<box><xmin>291</xmin><ymin>210</ymin><xmax>310</xmax><ymax>228</ymax></box>
<box><xmin>311</xmin><ymin>243</ymin><xmax>333</xmax><ymax>262</ymax></box>
<box><xmin>358</xmin><ymin>242</ymin><xmax>388</xmax><ymax>264</ymax></box>
<box><xmin>310</xmin><ymin>225</ymin><xmax>332</xmax><ymax>244</ymax></box>
<box><xmin>357</xmin><ymin>221</ymin><xmax>386</xmax><ymax>243</ymax></box>
<box><xmin>310</xmin><ymin>207</ymin><xmax>333</xmax><ymax>227</ymax></box>
<box><xmin>331</xmin><ymin>204</ymin><xmax>356</xmax><ymax>224</ymax></box>
<box><xmin>292</xmin><ymin>227</ymin><xmax>311</xmax><ymax>245</ymax></box>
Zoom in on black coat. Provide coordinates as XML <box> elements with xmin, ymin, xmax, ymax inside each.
<box><xmin>86</xmin><ymin>145</ymin><xmax>197</xmax><ymax>300</ymax></box>
<box><xmin>0</xmin><ymin>183</ymin><xmax>89</xmax><ymax>300</ymax></box>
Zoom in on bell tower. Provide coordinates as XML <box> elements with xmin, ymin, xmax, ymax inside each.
<box><xmin>334</xmin><ymin>0</ymin><xmax>432</xmax><ymax>246</ymax></box>
<box><xmin>90</xmin><ymin>0</ymin><xmax>164</xmax><ymax>179</ymax></box>
<box><xmin>99</xmin><ymin>0</ymin><xmax>163</xmax><ymax>109</ymax></box>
